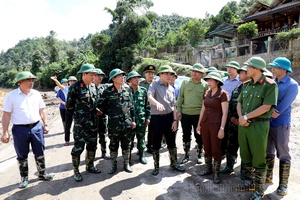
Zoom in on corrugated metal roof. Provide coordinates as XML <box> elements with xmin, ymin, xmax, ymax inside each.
<box><xmin>239</xmin><ymin>1</ymin><xmax>300</xmax><ymax>23</ymax></box>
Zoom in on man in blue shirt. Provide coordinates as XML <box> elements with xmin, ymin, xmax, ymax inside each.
<box><xmin>266</xmin><ymin>57</ymin><xmax>298</xmax><ymax>196</ymax></box>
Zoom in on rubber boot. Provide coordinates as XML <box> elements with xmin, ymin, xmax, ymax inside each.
<box><xmin>265</xmin><ymin>157</ymin><xmax>275</xmax><ymax>183</ymax></box>
<box><xmin>18</xmin><ymin>159</ymin><xmax>29</xmax><ymax>188</ymax></box>
<box><xmin>181</xmin><ymin>142</ymin><xmax>190</xmax><ymax>164</ymax></box>
<box><xmin>108</xmin><ymin>151</ymin><xmax>118</xmax><ymax>174</ymax></box>
<box><xmin>213</xmin><ymin>160</ymin><xmax>221</xmax><ymax>184</ymax></box>
<box><xmin>197</xmin><ymin>144</ymin><xmax>203</xmax><ymax>164</ymax></box>
<box><xmin>72</xmin><ymin>156</ymin><xmax>82</xmax><ymax>182</ymax></box>
<box><xmin>249</xmin><ymin>171</ymin><xmax>266</xmax><ymax>200</ymax></box>
<box><xmin>85</xmin><ymin>151</ymin><xmax>101</xmax><ymax>173</ymax></box>
<box><xmin>276</xmin><ymin>161</ymin><xmax>290</xmax><ymax>196</ymax></box>
<box><xmin>123</xmin><ymin>149</ymin><xmax>133</xmax><ymax>173</ymax></box>
<box><xmin>199</xmin><ymin>157</ymin><xmax>213</xmax><ymax>176</ymax></box>
<box><xmin>233</xmin><ymin>164</ymin><xmax>255</xmax><ymax>191</ymax></box>
<box><xmin>152</xmin><ymin>150</ymin><xmax>160</xmax><ymax>175</ymax></box>
<box><xmin>35</xmin><ymin>156</ymin><xmax>54</xmax><ymax>181</ymax></box>
<box><xmin>101</xmin><ymin>143</ymin><xmax>110</xmax><ymax>160</ymax></box>
<box><xmin>220</xmin><ymin>153</ymin><xmax>236</xmax><ymax>174</ymax></box>
<box><xmin>138</xmin><ymin>149</ymin><xmax>147</xmax><ymax>164</ymax></box>
<box><xmin>168</xmin><ymin>148</ymin><xmax>185</xmax><ymax>172</ymax></box>
<box><xmin>240</xmin><ymin>163</ymin><xmax>245</xmax><ymax>180</ymax></box>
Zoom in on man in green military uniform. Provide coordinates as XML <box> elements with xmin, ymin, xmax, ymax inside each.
<box><xmin>176</xmin><ymin>63</ymin><xmax>208</xmax><ymax>165</ymax></box>
<box><xmin>140</xmin><ymin>65</ymin><xmax>156</xmax><ymax>154</ymax></box>
<box><xmin>127</xmin><ymin>70</ymin><xmax>151</xmax><ymax>164</ymax></box>
<box><xmin>66</xmin><ymin>63</ymin><xmax>101</xmax><ymax>182</ymax></box>
<box><xmin>233</xmin><ymin>57</ymin><xmax>278</xmax><ymax>200</ymax></box>
<box><xmin>94</xmin><ymin>68</ymin><xmax>110</xmax><ymax>160</ymax></box>
<box><xmin>97</xmin><ymin>68</ymin><xmax>136</xmax><ymax>174</ymax></box>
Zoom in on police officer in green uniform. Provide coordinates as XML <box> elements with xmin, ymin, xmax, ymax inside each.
<box><xmin>94</xmin><ymin>68</ymin><xmax>110</xmax><ymax>160</ymax></box>
<box><xmin>140</xmin><ymin>65</ymin><xmax>156</xmax><ymax>154</ymax></box>
<box><xmin>233</xmin><ymin>57</ymin><xmax>278</xmax><ymax>200</ymax></box>
<box><xmin>97</xmin><ymin>68</ymin><xmax>136</xmax><ymax>174</ymax></box>
<box><xmin>127</xmin><ymin>70</ymin><xmax>151</xmax><ymax>164</ymax></box>
<box><xmin>66</xmin><ymin>63</ymin><xmax>101</xmax><ymax>182</ymax></box>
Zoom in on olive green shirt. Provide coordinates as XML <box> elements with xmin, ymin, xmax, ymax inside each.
<box><xmin>176</xmin><ymin>78</ymin><xmax>208</xmax><ymax>115</ymax></box>
<box><xmin>139</xmin><ymin>80</ymin><xmax>152</xmax><ymax>91</ymax></box>
<box><xmin>237</xmin><ymin>75</ymin><xmax>278</xmax><ymax>118</ymax></box>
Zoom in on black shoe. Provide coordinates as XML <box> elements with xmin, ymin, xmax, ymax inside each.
<box><xmin>152</xmin><ymin>169</ymin><xmax>159</xmax><ymax>176</ymax></box>
<box><xmin>124</xmin><ymin>164</ymin><xmax>133</xmax><ymax>173</ymax></box>
<box><xmin>74</xmin><ymin>172</ymin><xmax>82</xmax><ymax>182</ymax></box>
<box><xmin>18</xmin><ymin>177</ymin><xmax>29</xmax><ymax>188</ymax></box>
<box><xmin>38</xmin><ymin>174</ymin><xmax>54</xmax><ymax>181</ymax></box>
<box><xmin>86</xmin><ymin>166</ymin><xmax>101</xmax><ymax>173</ymax></box>
<box><xmin>108</xmin><ymin>165</ymin><xmax>117</xmax><ymax>174</ymax></box>
<box><xmin>101</xmin><ymin>153</ymin><xmax>110</xmax><ymax>160</ymax></box>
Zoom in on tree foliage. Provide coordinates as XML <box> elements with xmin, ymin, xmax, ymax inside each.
<box><xmin>238</xmin><ymin>21</ymin><xmax>258</xmax><ymax>39</ymax></box>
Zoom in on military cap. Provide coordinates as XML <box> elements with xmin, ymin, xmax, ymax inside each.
<box><xmin>225</xmin><ymin>61</ymin><xmax>240</xmax><ymax>70</ymax></box>
<box><xmin>109</xmin><ymin>68</ymin><xmax>126</xmax><ymax>82</ymax></box>
<box><xmin>16</xmin><ymin>71</ymin><xmax>36</xmax><ymax>83</ymax></box>
<box><xmin>143</xmin><ymin>65</ymin><xmax>156</xmax><ymax>73</ymax></box>
<box><xmin>127</xmin><ymin>70</ymin><xmax>141</xmax><ymax>81</ymax></box>
<box><xmin>157</xmin><ymin>65</ymin><xmax>175</xmax><ymax>75</ymax></box>
<box><xmin>95</xmin><ymin>68</ymin><xmax>106</xmax><ymax>75</ymax></box>
<box><xmin>68</xmin><ymin>76</ymin><xmax>77</xmax><ymax>81</ymax></box>
<box><xmin>192</xmin><ymin>63</ymin><xmax>205</xmax><ymax>73</ymax></box>
<box><xmin>243</xmin><ymin>57</ymin><xmax>267</xmax><ymax>72</ymax></box>
<box><xmin>206</xmin><ymin>66</ymin><xmax>218</xmax><ymax>73</ymax></box>
<box><xmin>203</xmin><ymin>71</ymin><xmax>223</xmax><ymax>86</ymax></box>
<box><xmin>237</xmin><ymin>65</ymin><xmax>247</xmax><ymax>73</ymax></box>
<box><xmin>77</xmin><ymin>63</ymin><xmax>96</xmax><ymax>74</ymax></box>
<box><xmin>268</xmin><ymin>57</ymin><xmax>292</xmax><ymax>73</ymax></box>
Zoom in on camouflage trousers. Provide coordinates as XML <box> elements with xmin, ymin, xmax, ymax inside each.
<box><xmin>98</xmin><ymin>116</ymin><xmax>108</xmax><ymax>149</ymax></box>
<box><xmin>226</xmin><ymin>121</ymin><xmax>239</xmax><ymax>157</ymax></box>
<box><xmin>130</xmin><ymin>125</ymin><xmax>147</xmax><ymax>150</ymax></box>
<box><xmin>108</xmin><ymin>127</ymin><xmax>132</xmax><ymax>152</ymax></box>
<box><xmin>71</xmin><ymin>122</ymin><xmax>98</xmax><ymax>158</ymax></box>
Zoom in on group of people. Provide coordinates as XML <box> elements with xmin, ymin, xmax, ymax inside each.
<box><xmin>1</xmin><ymin>56</ymin><xmax>298</xmax><ymax>200</ymax></box>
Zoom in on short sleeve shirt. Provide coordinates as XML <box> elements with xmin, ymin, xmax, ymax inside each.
<box><xmin>237</xmin><ymin>75</ymin><xmax>278</xmax><ymax>118</ymax></box>
<box><xmin>201</xmin><ymin>88</ymin><xmax>228</xmax><ymax>124</ymax></box>
<box><xmin>147</xmin><ymin>79</ymin><xmax>175</xmax><ymax>115</ymax></box>
<box><xmin>3</xmin><ymin>88</ymin><xmax>45</xmax><ymax>124</ymax></box>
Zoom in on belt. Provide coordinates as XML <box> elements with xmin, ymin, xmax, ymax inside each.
<box><xmin>15</xmin><ymin>121</ymin><xmax>40</xmax><ymax>128</ymax></box>
<box><xmin>250</xmin><ymin>118</ymin><xmax>269</xmax><ymax>122</ymax></box>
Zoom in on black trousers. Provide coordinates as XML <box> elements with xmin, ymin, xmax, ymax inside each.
<box><xmin>181</xmin><ymin>114</ymin><xmax>203</xmax><ymax>151</ymax></box>
<box><xmin>149</xmin><ymin>113</ymin><xmax>176</xmax><ymax>150</ymax></box>
<box><xmin>65</xmin><ymin>111</ymin><xmax>73</xmax><ymax>142</ymax></box>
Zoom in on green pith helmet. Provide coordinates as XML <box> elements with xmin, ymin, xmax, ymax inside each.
<box><xmin>206</xmin><ymin>66</ymin><xmax>218</xmax><ymax>73</ymax></box>
<box><xmin>68</xmin><ymin>76</ymin><xmax>77</xmax><ymax>81</ymax></box>
<box><xmin>243</xmin><ymin>57</ymin><xmax>267</xmax><ymax>72</ymax></box>
<box><xmin>16</xmin><ymin>71</ymin><xmax>36</xmax><ymax>83</ymax></box>
<box><xmin>192</xmin><ymin>63</ymin><xmax>205</xmax><ymax>73</ymax></box>
<box><xmin>238</xmin><ymin>65</ymin><xmax>248</xmax><ymax>73</ymax></box>
<box><xmin>77</xmin><ymin>63</ymin><xmax>96</xmax><ymax>74</ymax></box>
<box><xmin>127</xmin><ymin>70</ymin><xmax>141</xmax><ymax>81</ymax></box>
<box><xmin>203</xmin><ymin>71</ymin><xmax>224</xmax><ymax>86</ymax></box>
<box><xmin>60</xmin><ymin>78</ymin><xmax>68</xmax><ymax>83</ymax></box>
<box><xmin>225</xmin><ymin>61</ymin><xmax>240</xmax><ymax>70</ymax></box>
<box><xmin>95</xmin><ymin>68</ymin><xmax>106</xmax><ymax>75</ymax></box>
<box><xmin>109</xmin><ymin>68</ymin><xmax>126</xmax><ymax>82</ymax></box>
<box><xmin>157</xmin><ymin>65</ymin><xmax>175</xmax><ymax>75</ymax></box>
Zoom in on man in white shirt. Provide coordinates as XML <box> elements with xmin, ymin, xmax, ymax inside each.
<box><xmin>1</xmin><ymin>71</ymin><xmax>54</xmax><ymax>189</ymax></box>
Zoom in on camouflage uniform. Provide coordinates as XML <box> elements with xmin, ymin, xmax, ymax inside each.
<box><xmin>66</xmin><ymin>80</ymin><xmax>100</xmax><ymax>180</ymax></box>
<box><xmin>97</xmin><ymin>84</ymin><xmax>135</xmax><ymax>173</ymax></box>
<box><xmin>129</xmin><ymin>85</ymin><xmax>151</xmax><ymax>163</ymax></box>
<box><xmin>95</xmin><ymin>84</ymin><xmax>109</xmax><ymax>159</ymax></box>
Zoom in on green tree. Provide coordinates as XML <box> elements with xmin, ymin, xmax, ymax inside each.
<box><xmin>31</xmin><ymin>50</ymin><xmax>44</xmax><ymax>74</ymax></box>
<box><xmin>181</xmin><ymin>19</ymin><xmax>207</xmax><ymax>47</ymax></box>
<box><xmin>46</xmin><ymin>30</ymin><xmax>59</xmax><ymax>63</ymax></box>
<box><xmin>238</xmin><ymin>21</ymin><xmax>258</xmax><ymax>39</ymax></box>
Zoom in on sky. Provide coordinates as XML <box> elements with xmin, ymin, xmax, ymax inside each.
<box><xmin>0</xmin><ymin>0</ymin><xmax>240</xmax><ymax>52</ymax></box>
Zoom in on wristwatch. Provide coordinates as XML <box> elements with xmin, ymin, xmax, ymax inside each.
<box><xmin>243</xmin><ymin>115</ymin><xmax>248</xmax><ymax>120</ymax></box>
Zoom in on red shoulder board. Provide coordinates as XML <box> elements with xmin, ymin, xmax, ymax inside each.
<box><xmin>259</xmin><ymin>78</ymin><xmax>264</xmax><ymax>84</ymax></box>
<box><xmin>265</xmin><ymin>77</ymin><xmax>276</xmax><ymax>84</ymax></box>
<box><xmin>80</xmin><ymin>83</ymin><xmax>84</xmax><ymax>87</ymax></box>
<box><xmin>112</xmin><ymin>87</ymin><xmax>115</xmax><ymax>92</ymax></box>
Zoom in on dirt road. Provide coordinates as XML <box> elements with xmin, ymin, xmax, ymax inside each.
<box><xmin>0</xmin><ymin>90</ymin><xmax>300</xmax><ymax>200</ymax></box>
